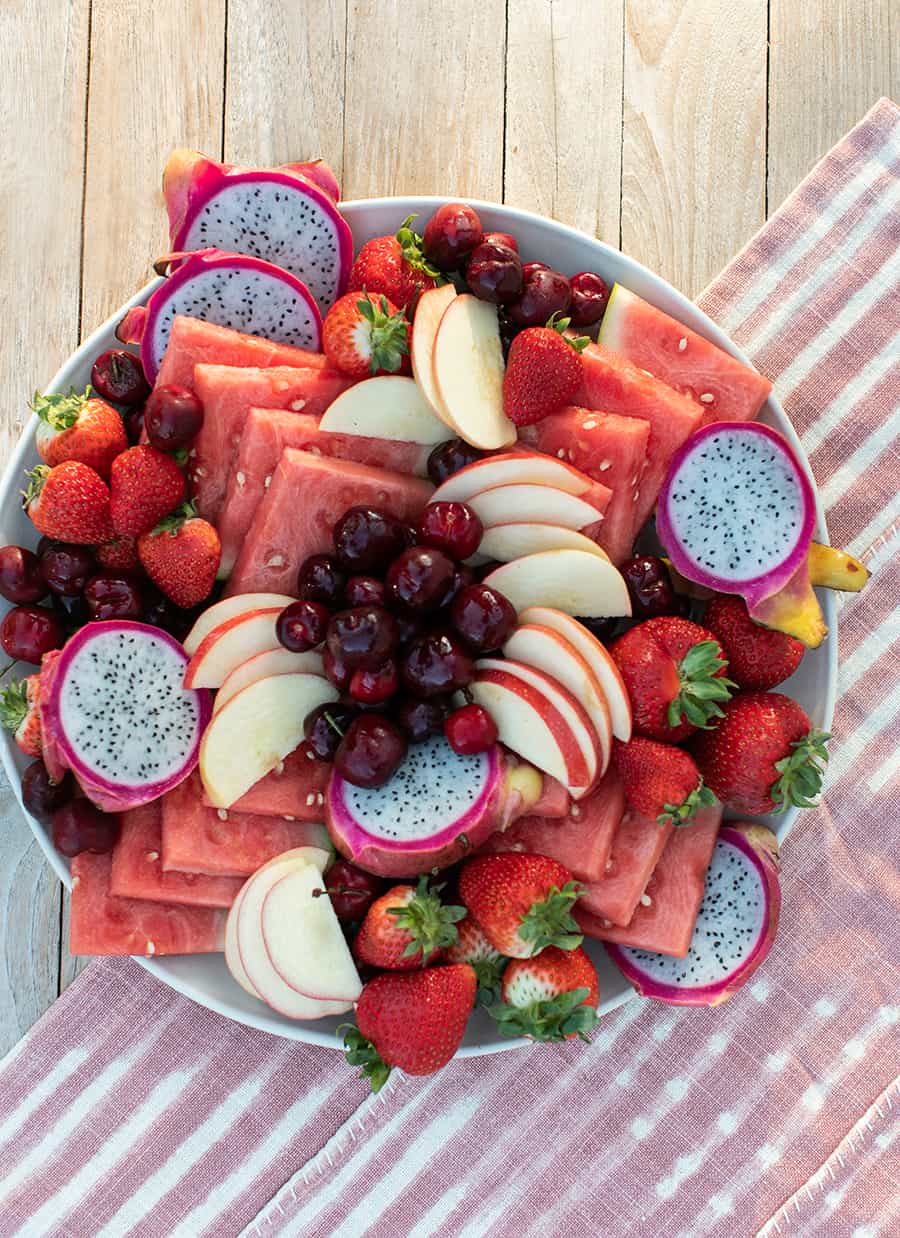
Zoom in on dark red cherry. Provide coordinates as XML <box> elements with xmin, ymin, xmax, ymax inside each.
<box><xmin>422</xmin><ymin>202</ymin><xmax>484</xmax><ymax>270</ymax></box>
<box><xmin>444</xmin><ymin>703</ymin><xmax>498</xmax><ymax>754</ymax></box>
<box><xmin>0</xmin><ymin>545</ymin><xmax>46</xmax><ymax>604</ymax></box>
<box><xmin>322</xmin><ymin>859</ymin><xmax>385</xmax><ymax>921</ymax></box>
<box><xmin>386</xmin><ymin>547</ymin><xmax>456</xmax><ymax>614</ymax></box>
<box><xmin>304</xmin><ymin>701</ymin><xmax>359</xmax><ymax>761</ymax></box>
<box><xmin>276</xmin><ymin>600</ymin><xmax>330</xmax><ymax>651</ymax></box>
<box><xmin>418</xmin><ymin>502</ymin><xmax>483</xmax><ymax>562</ymax></box>
<box><xmin>143</xmin><ymin>385</ymin><xmax>204</xmax><ymax>451</ymax></box>
<box><xmin>426</xmin><ymin>439</ymin><xmax>484</xmax><ymax>486</ymax></box>
<box><xmin>401</xmin><ymin>632</ymin><xmax>474</xmax><ymax>697</ymax></box>
<box><xmin>21</xmin><ymin>762</ymin><xmax>74</xmax><ymax>821</ymax></box>
<box><xmin>568</xmin><ymin>271</ymin><xmax>610</xmax><ymax>325</ymax></box>
<box><xmin>90</xmin><ymin>349</ymin><xmax>150</xmax><ymax>405</ymax></box>
<box><xmin>334</xmin><ymin>714</ymin><xmax>407</xmax><ymax>788</ymax></box>
<box><xmin>450</xmin><ymin>583</ymin><xmax>517</xmax><ymax>652</ymax></box>
<box><xmin>326</xmin><ymin>606</ymin><xmax>398</xmax><ymax>669</ymax></box>
<box><xmin>52</xmin><ymin>800</ymin><xmax>119</xmax><ymax>857</ymax></box>
<box><xmin>297</xmin><ymin>554</ymin><xmax>346</xmax><ymax>607</ymax></box>
<box><xmin>83</xmin><ymin>574</ymin><xmax>143</xmax><ymax>621</ymax></box>
<box><xmin>0</xmin><ymin>605</ymin><xmax>65</xmax><ymax>663</ymax></box>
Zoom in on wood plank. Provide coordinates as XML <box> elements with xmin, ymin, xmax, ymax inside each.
<box><xmin>80</xmin><ymin>0</ymin><xmax>227</xmax><ymax>337</ymax></box>
<box><xmin>225</xmin><ymin>0</ymin><xmax>346</xmax><ymax>175</ymax></box>
<box><xmin>343</xmin><ymin>0</ymin><xmax>506</xmax><ymax>201</ymax></box>
<box><xmin>621</xmin><ymin>0</ymin><xmax>768</xmax><ymax>297</ymax></box>
<box><xmin>0</xmin><ymin>0</ymin><xmax>90</xmax><ymax>1051</ymax></box>
<box><xmin>505</xmin><ymin>0</ymin><xmax>624</xmax><ymax>240</ymax></box>
<box><xmin>768</xmin><ymin>0</ymin><xmax>898</xmax><ymax>212</ymax></box>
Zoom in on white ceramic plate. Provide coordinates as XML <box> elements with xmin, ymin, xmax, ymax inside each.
<box><xmin>0</xmin><ymin>197</ymin><xmax>837</xmax><ymax>1054</ymax></box>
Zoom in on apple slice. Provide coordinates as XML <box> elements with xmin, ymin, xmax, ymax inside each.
<box><xmin>483</xmin><ymin>550</ymin><xmax>631</xmax><ymax>618</ymax></box>
<box><xmin>431</xmin><ymin>451</ymin><xmax>600</xmax><ymax>504</ymax></box>
<box><xmin>235</xmin><ymin>851</ymin><xmax>351</xmax><ymax>1018</ymax></box>
<box><xmin>432</xmin><ymin>294</ymin><xmax>516</xmax><ymax>450</ymax></box>
<box><xmin>225</xmin><ymin>882</ymin><xmax>259</xmax><ymax>999</ymax></box>
<box><xmin>504</xmin><ymin>624</ymin><xmax>611</xmax><ymax>775</ymax></box>
<box><xmin>184</xmin><ymin>608</ymin><xmax>285</xmax><ymax>689</ymax></box>
<box><xmin>411</xmin><ymin>283</ymin><xmax>457</xmax><ymax>422</ymax></box>
<box><xmin>214</xmin><ymin>647</ymin><xmax>325</xmax><ymax>715</ymax></box>
<box><xmin>318</xmin><ymin>375</ymin><xmax>449</xmax><ymax>446</ymax></box>
<box><xmin>520</xmin><ymin>605</ymin><xmax>632</xmax><ymax>741</ymax></box>
<box><xmin>468</xmin><ymin>484</ymin><xmax>603</xmax><ymax>531</ymax></box>
<box><xmin>200</xmin><ymin>672</ymin><xmax>338</xmax><ymax>807</ymax></box>
<box><xmin>478</xmin><ymin>657</ymin><xmax>599</xmax><ymax>797</ymax></box>
<box><xmin>261</xmin><ymin>862</ymin><xmax>363</xmax><ymax>1003</ymax></box>
<box><xmin>480</xmin><ymin>524</ymin><xmax>610</xmax><ymax>562</ymax></box>
<box><xmin>183</xmin><ymin>593</ymin><xmax>296</xmax><ymax>655</ymax></box>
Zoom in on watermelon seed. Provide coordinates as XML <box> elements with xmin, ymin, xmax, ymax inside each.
<box><xmin>678</xmin><ymin>337</ymin><xmax>687</xmax><ymax>352</ymax></box>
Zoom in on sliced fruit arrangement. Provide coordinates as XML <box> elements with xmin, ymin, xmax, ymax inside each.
<box><xmin>6</xmin><ymin>177</ymin><xmax>867</xmax><ymax>1092</ymax></box>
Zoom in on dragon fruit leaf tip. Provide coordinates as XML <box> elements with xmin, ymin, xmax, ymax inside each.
<box><xmin>163</xmin><ymin>151</ymin><xmax>352</xmax><ymax>315</ymax></box>
<box><xmin>138</xmin><ymin>248</ymin><xmax>323</xmax><ymax>383</ymax></box>
<box><xmin>604</xmin><ymin>822</ymin><xmax>781</xmax><ymax>1007</ymax></box>
<box><xmin>326</xmin><ymin>738</ymin><xmax>541</xmax><ymax>878</ymax></box>
<box><xmin>44</xmin><ymin>620</ymin><xmax>211</xmax><ymax>813</ymax></box>
<box><xmin>656</xmin><ymin>421</ymin><xmax>817</xmax><ymax>610</ymax></box>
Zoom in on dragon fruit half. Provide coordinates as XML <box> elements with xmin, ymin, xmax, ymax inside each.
<box><xmin>42</xmin><ymin>621</ymin><xmax>211</xmax><ymax>812</ymax></box>
<box><xmin>326</xmin><ymin>737</ymin><xmax>544</xmax><ymax>877</ymax></box>
<box><xmin>605</xmin><ymin>823</ymin><xmax>781</xmax><ymax>1006</ymax></box>
<box><xmin>656</xmin><ymin>422</ymin><xmax>826</xmax><ymax>647</ymax></box>
<box><xmin>162</xmin><ymin>149</ymin><xmax>352</xmax><ymax>314</ymax></box>
<box><xmin>118</xmin><ymin>249</ymin><xmax>324</xmax><ymax>383</ymax></box>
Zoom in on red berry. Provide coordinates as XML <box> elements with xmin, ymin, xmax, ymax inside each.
<box><xmin>422</xmin><ymin>202</ymin><xmax>484</xmax><ymax>270</ymax></box>
<box><xmin>444</xmin><ymin>703</ymin><xmax>498</xmax><ymax>754</ymax></box>
<box><xmin>144</xmin><ymin>385</ymin><xmax>204</xmax><ymax>451</ymax></box>
<box><xmin>39</xmin><ymin>543</ymin><xmax>96</xmax><ymax>597</ymax></box>
<box><xmin>334</xmin><ymin>714</ymin><xmax>407</xmax><ymax>788</ymax></box>
<box><xmin>418</xmin><ymin>502</ymin><xmax>483</xmax><ymax>563</ymax></box>
<box><xmin>348</xmin><ymin>659</ymin><xmax>399</xmax><ymax>705</ymax></box>
<box><xmin>297</xmin><ymin>554</ymin><xmax>346</xmax><ymax>606</ymax></box>
<box><xmin>451</xmin><ymin>583</ymin><xmax>517</xmax><ymax>652</ymax></box>
<box><xmin>90</xmin><ymin>349</ymin><xmax>150</xmax><ymax>405</ymax></box>
<box><xmin>426</xmin><ymin>439</ymin><xmax>484</xmax><ymax>486</ymax></box>
<box><xmin>323</xmin><ymin>646</ymin><xmax>352</xmax><ymax>691</ymax></box>
<box><xmin>344</xmin><ymin>575</ymin><xmax>387</xmax><ymax>608</ymax></box>
<box><xmin>507</xmin><ymin>268</ymin><xmax>572</xmax><ymax>327</ymax></box>
<box><xmin>466</xmin><ymin>241</ymin><xmax>523</xmax><ymax>304</ymax></box>
<box><xmin>326</xmin><ymin>606</ymin><xmax>398</xmax><ymax>669</ymax></box>
<box><xmin>21</xmin><ymin>761</ymin><xmax>74</xmax><ymax>821</ymax></box>
<box><xmin>83</xmin><ymin>574</ymin><xmax>144</xmax><ymax>621</ymax></box>
<box><xmin>304</xmin><ymin>701</ymin><xmax>359</xmax><ymax>760</ymax></box>
<box><xmin>481</xmin><ymin>230</ymin><xmax>518</xmax><ymax>253</ymax></box>
<box><xmin>0</xmin><ymin>546</ymin><xmax>46</xmax><ymax>604</ymax></box>
<box><xmin>52</xmin><ymin>800</ymin><xmax>119</xmax><ymax>857</ymax></box>
<box><xmin>386</xmin><ymin>547</ymin><xmax>456</xmax><ymax>613</ymax></box>
<box><xmin>568</xmin><ymin>272</ymin><xmax>610</xmax><ymax>325</ymax></box>
<box><xmin>277</xmin><ymin>600</ymin><xmax>329</xmax><ymax>652</ymax></box>
<box><xmin>0</xmin><ymin>605</ymin><xmax>65</xmax><ymax>664</ymax></box>
<box><xmin>324</xmin><ymin>859</ymin><xmax>385</xmax><ymax>922</ymax></box>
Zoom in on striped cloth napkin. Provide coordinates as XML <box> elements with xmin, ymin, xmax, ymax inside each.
<box><xmin>0</xmin><ymin>98</ymin><xmax>897</xmax><ymax>1238</ymax></box>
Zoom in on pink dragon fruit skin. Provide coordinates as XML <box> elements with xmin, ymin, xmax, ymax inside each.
<box><xmin>160</xmin><ymin>149</ymin><xmax>351</xmax><ymax>314</ymax></box>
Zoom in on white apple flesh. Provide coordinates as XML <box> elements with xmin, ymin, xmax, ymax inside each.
<box><xmin>430</xmin><ymin>451</ymin><xmax>600</xmax><ymax>504</ymax></box>
<box><xmin>467</xmin><ymin>484</ymin><xmax>604</xmax><ymax>531</ymax></box>
<box><xmin>225</xmin><ymin>883</ymin><xmax>259</xmax><ymax>999</ymax></box>
<box><xmin>519</xmin><ymin>605</ymin><xmax>633</xmax><ymax>741</ymax></box>
<box><xmin>214</xmin><ymin>647</ymin><xmax>325</xmax><ymax>715</ymax></box>
<box><xmin>411</xmin><ymin>283</ymin><xmax>457</xmax><ymax>422</ymax></box>
<box><xmin>318</xmin><ymin>374</ymin><xmax>450</xmax><ymax>446</ymax></box>
<box><xmin>432</xmin><ymin>295</ymin><xmax>516</xmax><ymax>450</ymax></box>
<box><xmin>483</xmin><ymin>550</ymin><xmax>631</xmax><ymax>618</ymax></box>
<box><xmin>184</xmin><ymin>608</ymin><xmax>285</xmax><ymax>689</ymax></box>
<box><xmin>200</xmin><ymin>672</ymin><xmax>338</xmax><ymax>808</ymax></box>
<box><xmin>183</xmin><ymin>593</ymin><xmax>297</xmax><ymax>655</ymax></box>
<box><xmin>479</xmin><ymin>523</ymin><xmax>610</xmax><ymax>562</ymax></box>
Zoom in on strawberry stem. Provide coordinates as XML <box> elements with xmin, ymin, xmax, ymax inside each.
<box><xmin>356</xmin><ymin>293</ymin><xmax>410</xmax><ymax>374</ymax></box>
<box><xmin>340</xmin><ymin>1024</ymin><xmax>391</xmax><ymax>1092</ymax></box>
<box><xmin>771</xmin><ymin>728</ymin><xmax>830</xmax><ymax>811</ymax></box>
<box><xmin>29</xmin><ymin>387</ymin><xmax>92</xmax><ymax>431</ymax></box>
<box><xmin>546</xmin><ymin>313</ymin><xmax>590</xmax><ymax>353</ymax></box>
<box><xmin>659</xmin><ymin>780</ymin><xmax>717</xmax><ymax>827</ymax></box>
<box><xmin>518</xmin><ymin>881</ymin><xmax>584</xmax><ymax>954</ymax></box>
<box><xmin>489</xmin><ymin>988</ymin><xmax>598</xmax><ymax>1042</ymax></box>
<box><xmin>22</xmin><ymin>465</ymin><xmax>51</xmax><ymax>510</ymax></box>
<box><xmin>386</xmin><ymin>876</ymin><xmax>466</xmax><ymax>962</ymax></box>
<box><xmin>0</xmin><ymin>680</ymin><xmax>29</xmax><ymax>733</ymax></box>
<box><xmin>667</xmin><ymin>639</ymin><xmax>736</xmax><ymax>730</ymax></box>
<box><xmin>394</xmin><ymin>215</ymin><xmax>443</xmax><ymax>280</ymax></box>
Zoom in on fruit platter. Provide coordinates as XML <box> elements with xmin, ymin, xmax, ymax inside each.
<box><xmin>0</xmin><ymin>151</ymin><xmax>867</xmax><ymax>1085</ymax></box>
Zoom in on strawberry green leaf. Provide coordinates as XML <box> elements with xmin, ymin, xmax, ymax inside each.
<box><xmin>489</xmin><ymin>987</ymin><xmax>599</xmax><ymax>1042</ymax></box>
<box><xmin>771</xmin><ymin>729</ymin><xmax>830</xmax><ymax>811</ymax></box>
<box><xmin>148</xmin><ymin>500</ymin><xmax>197</xmax><ymax>538</ymax></box>
<box><xmin>394</xmin><ymin>215</ymin><xmax>443</xmax><ymax>280</ymax></box>
<box><xmin>546</xmin><ymin>313</ymin><xmax>590</xmax><ymax>353</ymax></box>
<box><xmin>471</xmin><ymin>956</ymin><xmax>507</xmax><ymax>1008</ymax></box>
<box><xmin>339</xmin><ymin>1024</ymin><xmax>391</xmax><ymax>1093</ymax></box>
<box><xmin>659</xmin><ymin>780</ymin><xmax>717</xmax><ymax>827</ymax></box>
<box><xmin>518</xmin><ymin>881</ymin><xmax>584</xmax><ymax>954</ymax></box>
<box><xmin>668</xmin><ymin>640</ymin><xmax>736</xmax><ymax>730</ymax></box>
<box><xmin>387</xmin><ymin>875</ymin><xmax>466</xmax><ymax>962</ymax></box>
<box><xmin>22</xmin><ymin>465</ymin><xmax>51</xmax><ymax>509</ymax></box>
<box><xmin>355</xmin><ymin>294</ymin><xmax>410</xmax><ymax>374</ymax></box>
<box><xmin>0</xmin><ymin>681</ymin><xmax>29</xmax><ymax>733</ymax></box>
<box><xmin>29</xmin><ymin>387</ymin><xmax>92</xmax><ymax>431</ymax></box>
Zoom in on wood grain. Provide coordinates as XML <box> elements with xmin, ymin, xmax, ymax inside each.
<box><xmin>343</xmin><ymin>0</ymin><xmax>507</xmax><ymax>200</ymax></box>
<box><xmin>0</xmin><ymin>0</ymin><xmax>91</xmax><ymax>1053</ymax></box>
<box><xmin>225</xmin><ymin>0</ymin><xmax>347</xmax><ymax>173</ymax></box>
<box><xmin>621</xmin><ymin>0</ymin><xmax>768</xmax><ymax>297</ymax></box>
<box><xmin>768</xmin><ymin>0</ymin><xmax>898</xmax><ymax>211</ymax></box>
<box><xmin>505</xmin><ymin>0</ymin><xmax>624</xmax><ymax>241</ymax></box>
<box><xmin>80</xmin><ymin>0</ymin><xmax>227</xmax><ymax>336</ymax></box>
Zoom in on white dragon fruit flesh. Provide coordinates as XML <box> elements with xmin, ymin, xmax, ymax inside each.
<box><xmin>42</xmin><ymin>621</ymin><xmax>212</xmax><ymax>812</ymax></box>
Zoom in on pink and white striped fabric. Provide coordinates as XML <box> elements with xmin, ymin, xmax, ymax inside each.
<box><xmin>0</xmin><ymin>98</ymin><xmax>897</xmax><ymax>1238</ymax></box>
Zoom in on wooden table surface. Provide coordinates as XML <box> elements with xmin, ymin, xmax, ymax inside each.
<box><xmin>0</xmin><ymin>1</ymin><xmax>895</xmax><ymax>1054</ymax></box>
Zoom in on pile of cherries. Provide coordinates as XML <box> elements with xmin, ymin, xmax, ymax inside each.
<box><xmin>419</xmin><ymin>202</ymin><xmax>610</xmax><ymax>344</ymax></box>
<box><xmin>279</xmin><ymin>496</ymin><xmax>517</xmax><ymax>789</ymax></box>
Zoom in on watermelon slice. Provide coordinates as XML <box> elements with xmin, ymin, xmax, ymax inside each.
<box><xmin>191</xmin><ymin>364</ymin><xmax>355</xmax><ymax>521</ymax></box>
<box><xmin>110</xmin><ymin>801</ymin><xmax>243</xmax><ymax>908</ymax></box>
<box><xmin>154</xmin><ymin>315</ymin><xmax>328</xmax><ymax>392</ymax></box>
<box><xmin>38</xmin><ymin>649</ymin><xmax>67</xmax><ymax>783</ymax></box>
<box><xmin>202</xmin><ymin>743</ymin><xmax>330</xmax><ymax>817</ymax></box>
<box><xmin>70</xmin><ymin>851</ymin><xmax>226</xmax><ymax>956</ymax></box>
<box><xmin>520</xmin><ymin>408</ymin><xmax>650</xmax><ymax>564</ymax></box>
<box><xmin>530</xmin><ymin>775</ymin><xmax>571</xmax><ymax>820</ymax></box>
<box><xmin>575</xmin><ymin>344</ymin><xmax>702</xmax><ymax>543</ymax></box>
<box><xmin>576</xmin><ymin>810</ymin><xmax>674</xmax><ymax>926</ymax></box>
<box><xmin>479</xmin><ymin>768</ymin><xmax>624</xmax><ymax>883</ymax></box>
<box><xmin>598</xmin><ymin>285</ymin><xmax>772</xmax><ymax>425</ymax></box>
<box><xmin>161</xmin><ymin>770</ymin><xmax>331</xmax><ymax>877</ymax></box>
<box><xmin>226</xmin><ymin>449</ymin><xmax>433</xmax><ymax>596</ymax></box>
<box><xmin>217</xmin><ymin>407</ymin><xmax>431</xmax><ymax>576</ymax></box>
<box><xmin>578</xmin><ymin>803</ymin><xmax>723</xmax><ymax>956</ymax></box>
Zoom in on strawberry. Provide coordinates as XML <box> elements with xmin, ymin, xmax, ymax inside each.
<box><xmin>95</xmin><ymin>535</ymin><xmax>141</xmax><ymax>574</ymax></box>
<box><xmin>110</xmin><ymin>445</ymin><xmax>186</xmax><ymax>537</ymax></box>
<box><xmin>611</xmin><ymin>735</ymin><xmax>716</xmax><ymax>826</ymax></box>
<box><xmin>458</xmin><ymin>853</ymin><xmax>583</xmax><ymax>958</ymax></box>
<box><xmin>23</xmin><ymin>461</ymin><xmax>114</xmax><ymax>545</ymax></box>
<box><xmin>353</xmin><ymin>875</ymin><xmax>466</xmax><ymax>971</ymax></box>
<box><xmin>492</xmin><ymin>946</ymin><xmax>599</xmax><ymax>1042</ymax></box>
<box><xmin>342</xmin><ymin>963</ymin><xmax>476</xmax><ymax>1089</ymax></box>
<box><xmin>609</xmin><ymin>616</ymin><xmax>735</xmax><ymax>742</ymax></box>
<box><xmin>0</xmin><ymin>676</ymin><xmax>42</xmax><ymax>757</ymax></box>
<box><xmin>691</xmin><ymin>691</ymin><xmax>829</xmax><ymax>815</ymax></box>
<box><xmin>137</xmin><ymin>504</ymin><xmax>220</xmax><ymax>608</ymax></box>
<box><xmin>502</xmin><ymin>316</ymin><xmax>589</xmax><ymax>426</ymax></box>
<box><xmin>31</xmin><ymin>388</ymin><xmax>128</xmax><ymax>478</ymax></box>
<box><xmin>346</xmin><ymin>216</ymin><xmax>441</xmax><ymax>312</ymax></box>
<box><xmin>444</xmin><ymin>914</ymin><xmax>506</xmax><ymax>1004</ymax></box>
<box><xmin>323</xmin><ymin>292</ymin><xmax>410</xmax><ymax>378</ymax></box>
<box><xmin>704</xmin><ymin>594</ymin><xmax>805</xmax><ymax>690</ymax></box>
